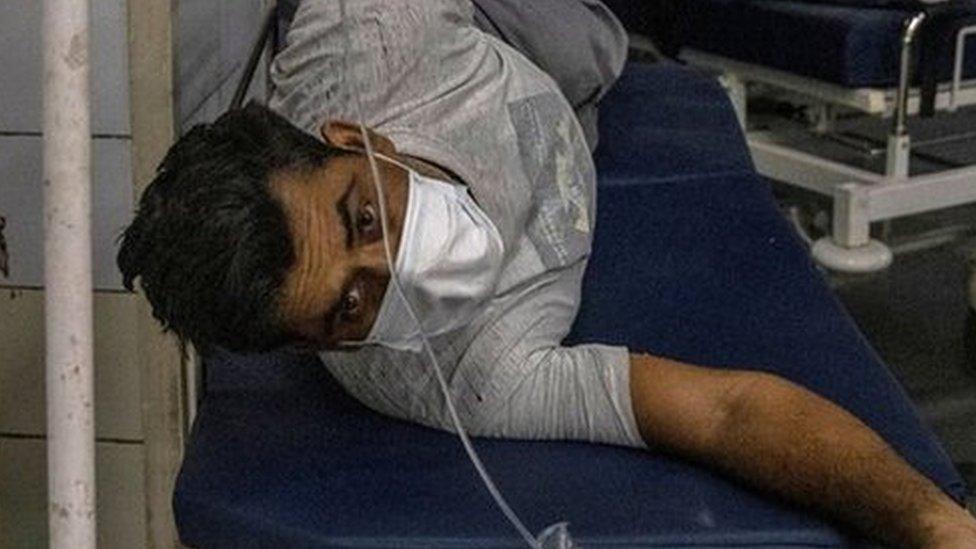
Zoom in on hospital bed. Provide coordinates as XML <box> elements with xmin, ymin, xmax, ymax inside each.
<box><xmin>173</xmin><ymin>30</ymin><xmax>969</xmax><ymax>547</ymax></box>
<box><xmin>609</xmin><ymin>0</ymin><xmax>976</xmax><ymax>274</ymax></box>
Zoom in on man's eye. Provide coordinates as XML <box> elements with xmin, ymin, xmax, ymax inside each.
<box><xmin>357</xmin><ymin>203</ymin><xmax>377</xmax><ymax>231</ymax></box>
<box><xmin>340</xmin><ymin>287</ymin><xmax>361</xmax><ymax>317</ymax></box>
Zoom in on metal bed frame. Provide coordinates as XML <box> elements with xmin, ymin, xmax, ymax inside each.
<box><xmin>681</xmin><ymin>12</ymin><xmax>976</xmax><ymax>273</ymax></box>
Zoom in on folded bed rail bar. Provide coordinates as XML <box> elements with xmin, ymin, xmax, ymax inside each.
<box><xmin>889</xmin><ymin>11</ymin><xmax>927</xmax><ymax>178</ymax></box>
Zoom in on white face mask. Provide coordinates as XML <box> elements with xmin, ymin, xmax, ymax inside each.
<box><xmin>343</xmin><ymin>161</ymin><xmax>505</xmax><ymax>352</ymax></box>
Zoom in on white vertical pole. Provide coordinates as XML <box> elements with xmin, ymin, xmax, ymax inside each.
<box><xmin>43</xmin><ymin>0</ymin><xmax>96</xmax><ymax>547</ymax></box>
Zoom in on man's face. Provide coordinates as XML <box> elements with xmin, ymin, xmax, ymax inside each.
<box><xmin>271</xmin><ymin>124</ymin><xmax>409</xmax><ymax>350</ymax></box>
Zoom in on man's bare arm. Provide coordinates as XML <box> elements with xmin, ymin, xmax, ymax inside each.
<box><xmin>630</xmin><ymin>353</ymin><xmax>976</xmax><ymax>548</ymax></box>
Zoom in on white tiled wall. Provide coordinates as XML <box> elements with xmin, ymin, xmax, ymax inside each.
<box><xmin>0</xmin><ymin>438</ymin><xmax>146</xmax><ymax>549</ymax></box>
<box><xmin>0</xmin><ymin>136</ymin><xmax>134</xmax><ymax>290</ymax></box>
<box><xmin>0</xmin><ymin>290</ymin><xmax>143</xmax><ymax>441</ymax></box>
<box><xmin>0</xmin><ymin>2</ymin><xmax>144</xmax><ymax>546</ymax></box>
<box><xmin>0</xmin><ymin>0</ymin><xmax>131</xmax><ymax>135</ymax></box>
<box><xmin>0</xmin><ymin>0</ymin><xmax>134</xmax><ymax>291</ymax></box>
<box><xmin>0</xmin><ymin>4</ymin><xmax>269</xmax><ymax>547</ymax></box>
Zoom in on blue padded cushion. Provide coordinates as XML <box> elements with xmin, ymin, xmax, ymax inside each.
<box><xmin>606</xmin><ymin>0</ymin><xmax>976</xmax><ymax>87</ymax></box>
<box><xmin>174</xmin><ymin>63</ymin><xmax>966</xmax><ymax>548</ymax></box>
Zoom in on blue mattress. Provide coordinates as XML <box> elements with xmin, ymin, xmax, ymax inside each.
<box><xmin>607</xmin><ymin>0</ymin><xmax>976</xmax><ymax>88</ymax></box>
<box><xmin>174</xmin><ymin>63</ymin><xmax>966</xmax><ymax>548</ymax></box>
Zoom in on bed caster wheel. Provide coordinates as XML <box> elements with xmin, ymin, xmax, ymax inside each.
<box><xmin>811</xmin><ymin>237</ymin><xmax>893</xmax><ymax>273</ymax></box>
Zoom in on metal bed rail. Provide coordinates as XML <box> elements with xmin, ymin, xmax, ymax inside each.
<box><xmin>681</xmin><ymin>25</ymin><xmax>976</xmax><ymax>119</ymax></box>
<box><xmin>679</xmin><ymin>10</ymin><xmax>976</xmax><ymax>273</ymax></box>
<box><xmin>950</xmin><ymin>23</ymin><xmax>976</xmax><ymax>110</ymax></box>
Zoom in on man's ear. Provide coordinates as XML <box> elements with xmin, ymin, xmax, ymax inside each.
<box><xmin>320</xmin><ymin>120</ymin><xmax>397</xmax><ymax>155</ymax></box>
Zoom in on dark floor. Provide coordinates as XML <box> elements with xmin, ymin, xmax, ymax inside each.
<box><xmin>754</xmin><ymin>96</ymin><xmax>976</xmax><ymax>504</ymax></box>
<box><xmin>770</xmin><ymin>187</ymin><xmax>976</xmax><ymax>510</ymax></box>
<box><xmin>830</xmin><ymin>236</ymin><xmax>976</xmax><ymax>484</ymax></box>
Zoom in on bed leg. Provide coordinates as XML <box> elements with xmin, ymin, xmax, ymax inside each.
<box><xmin>811</xmin><ymin>183</ymin><xmax>893</xmax><ymax>273</ymax></box>
<box><xmin>886</xmin><ymin>133</ymin><xmax>911</xmax><ymax>179</ymax></box>
<box><xmin>813</xmin><ymin>104</ymin><xmax>835</xmax><ymax>135</ymax></box>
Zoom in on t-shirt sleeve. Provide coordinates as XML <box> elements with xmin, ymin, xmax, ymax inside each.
<box><xmin>480</xmin><ymin>342</ymin><xmax>646</xmax><ymax>448</ymax></box>
<box><xmin>448</xmin><ymin>262</ymin><xmax>646</xmax><ymax>449</ymax></box>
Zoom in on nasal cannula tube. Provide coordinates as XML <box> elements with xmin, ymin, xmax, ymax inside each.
<box><xmin>336</xmin><ymin>2</ymin><xmax>573</xmax><ymax>548</ymax></box>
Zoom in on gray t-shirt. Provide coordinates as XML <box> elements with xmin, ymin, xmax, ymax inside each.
<box><xmin>270</xmin><ymin>0</ymin><xmax>643</xmax><ymax>448</ymax></box>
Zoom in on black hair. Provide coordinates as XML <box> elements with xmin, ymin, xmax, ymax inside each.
<box><xmin>117</xmin><ymin>103</ymin><xmax>335</xmax><ymax>353</ymax></box>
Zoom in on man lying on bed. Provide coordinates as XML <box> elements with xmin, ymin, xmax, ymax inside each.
<box><xmin>117</xmin><ymin>1</ymin><xmax>976</xmax><ymax>546</ymax></box>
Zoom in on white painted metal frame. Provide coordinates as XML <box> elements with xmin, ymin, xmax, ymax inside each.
<box><xmin>682</xmin><ymin>50</ymin><xmax>976</xmax><ymax>117</ymax></box>
<box><xmin>951</xmin><ymin>25</ymin><xmax>976</xmax><ymax>111</ymax></box>
<box><xmin>680</xmin><ymin>17</ymin><xmax>976</xmax><ymax>272</ymax></box>
<box><xmin>43</xmin><ymin>0</ymin><xmax>96</xmax><ymax>547</ymax></box>
<box><xmin>750</xmin><ymin>135</ymin><xmax>976</xmax><ymax>246</ymax></box>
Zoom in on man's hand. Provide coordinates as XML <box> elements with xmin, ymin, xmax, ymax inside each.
<box><xmin>629</xmin><ymin>353</ymin><xmax>975</xmax><ymax>548</ymax></box>
<box><xmin>925</xmin><ymin>525</ymin><xmax>976</xmax><ymax>549</ymax></box>
<box><xmin>918</xmin><ymin>504</ymin><xmax>976</xmax><ymax>548</ymax></box>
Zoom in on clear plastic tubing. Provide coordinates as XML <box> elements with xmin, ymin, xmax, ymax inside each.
<box><xmin>336</xmin><ymin>2</ymin><xmax>576</xmax><ymax>548</ymax></box>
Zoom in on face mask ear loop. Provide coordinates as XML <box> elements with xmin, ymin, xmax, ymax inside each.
<box><xmin>337</xmin><ymin>3</ymin><xmax>568</xmax><ymax>548</ymax></box>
